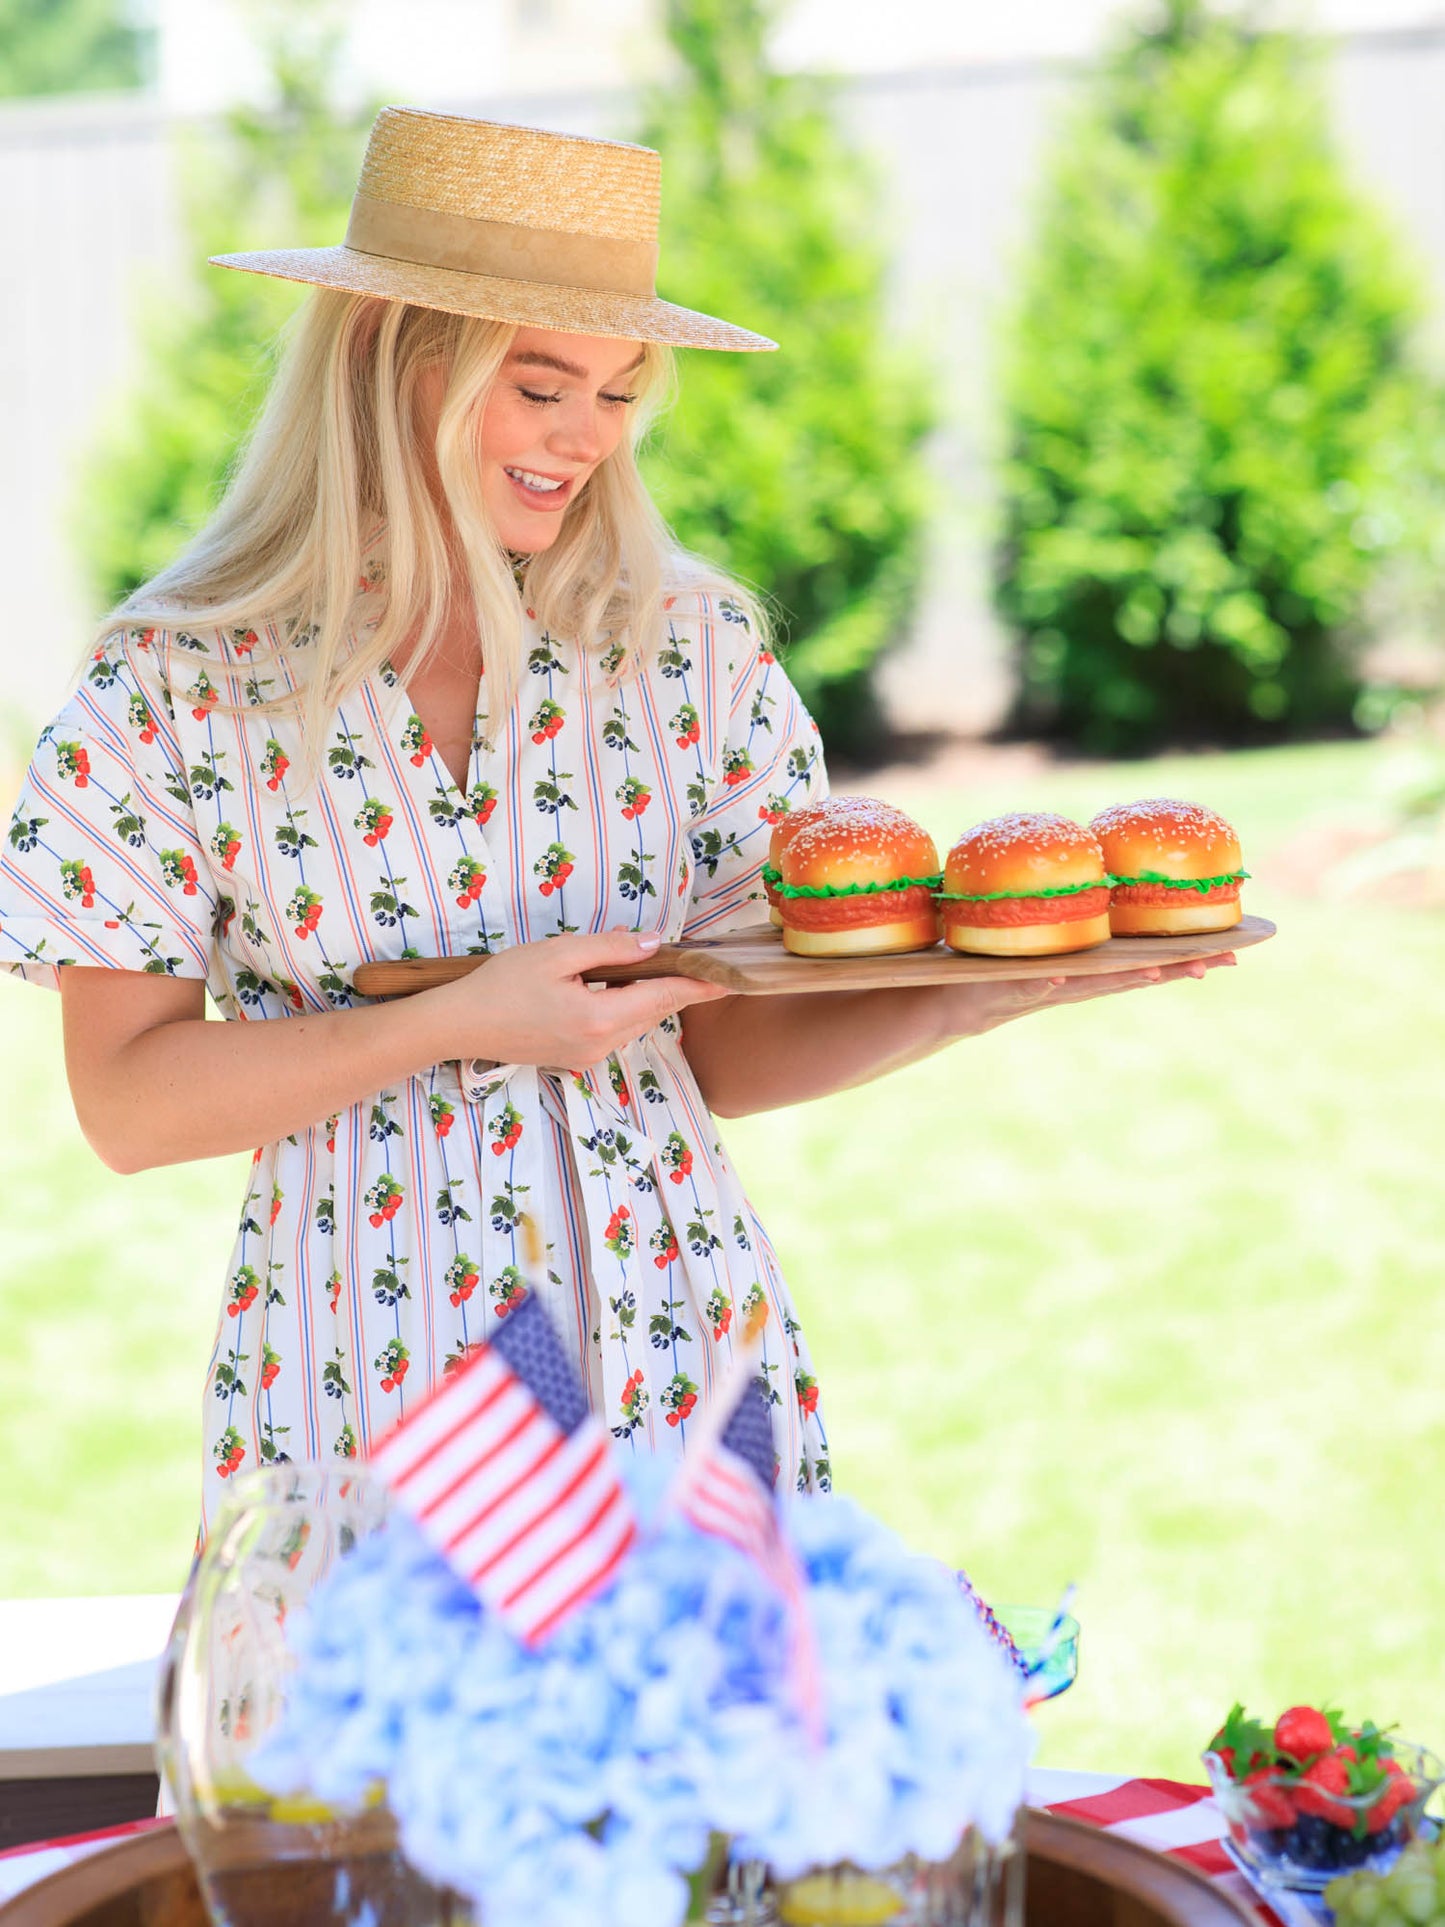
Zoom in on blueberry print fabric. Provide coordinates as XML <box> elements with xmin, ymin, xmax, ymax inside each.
<box><xmin>0</xmin><ymin>590</ymin><xmax>830</xmax><ymax>1528</ymax></box>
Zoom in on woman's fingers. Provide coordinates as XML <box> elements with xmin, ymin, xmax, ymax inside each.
<box><xmin>587</xmin><ymin>975</ymin><xmax>729</xmax><ymax>1048</ymax></box>
<box><xmin>1041</xmin><ymin>954</ymin><xmax>1235</xmax><ymax>1002</ymax></box>
<box><xmin>546</xmin><ymin>926</ymin><xmax>665</xmax><ymax>975</ymax></box>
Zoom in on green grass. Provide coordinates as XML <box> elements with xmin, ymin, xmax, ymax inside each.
<box><xmin>3</xmin><ymin>738</ymin><xmax>1442</xmax><ymax>1782</ymax></box>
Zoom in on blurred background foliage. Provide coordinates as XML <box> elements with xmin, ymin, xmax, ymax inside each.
<box><xmin>638</xmin><ymin>0</ymin><xmax>934</xmax><ymax>753</ymax></box>
<box><xmin>993</xmin><ymin>0</ymin><xmax>1445</xmax><ymax>754</ymax></box>
<box><xmin>0</xmin><ymin>0</ymin><xmax>149</xmax><ymax>97</ymax></box>
<box><xmin>76</xmin><ymin>3</ymin><xmax>371</xmax><ymax>610</ymax></box>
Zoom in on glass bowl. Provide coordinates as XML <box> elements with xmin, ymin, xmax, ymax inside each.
<box><xmin>1203</xmin><ymin>1742</ymin><xmax>1445</xmax><ymax>1893</ymax></box>
<box><xmin>708</xmin><ymin>1821</ymin><xmax>1022</xmax><ymax>1927</ymax></box>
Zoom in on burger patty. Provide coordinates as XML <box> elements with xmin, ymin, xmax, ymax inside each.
<box><xmin>780</xmin><ymin>883</ymin><xmax>938</xmax><ymax>931</ymax></box>
<box><xmin>1111</xmin><ymin>880</ymin><xmax>1239</xmax><ymax>906</ymax></box>
<box><xmin>944</xmin><ymin>885</ymin><xmax>1110</xmax><ymax>927</ymax></box>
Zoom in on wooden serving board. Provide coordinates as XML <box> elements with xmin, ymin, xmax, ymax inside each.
<box><xmin>353</xmin><ymin>914</ymin><xmax>1274</xmax><ymax>1000</ymax></box>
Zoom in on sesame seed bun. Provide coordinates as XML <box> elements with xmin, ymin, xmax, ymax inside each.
<box><xmin>941</xmin><ymin>813</ymin><xmax>1111</xmax><ymax>957</ymax></box>
<box><xmin>778</xmin><ymin>800</ymin><xmax>940</xmax><ymax>956</ymax></box>
<box><xmin>1089</xmin><ymin>799</ymin><xmax>1244</xmax><ymax>936</ymax></box>
<box><xmin>764</xmin><ymin>795</ymin><xmax>891</xmax><ymax>926</ymax></box>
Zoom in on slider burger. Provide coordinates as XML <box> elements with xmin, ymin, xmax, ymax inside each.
<box><xmin>761</xmin><ymin>796</ymin><xmax>871</xmax><ymax>928</ymax></box>
<box><xmin>777</xmin><ymin>800</ymin><xmax>941</xmax><ymax>957</ymax></box>
<box><xmin>1089</xmin><ymin>798</ymin><xmax>1245</xmax><ymax>935</ymax></box>
<box><xmin>940</xmin><ymin>812</ymin><xmax>1111</xmax><ymax>956</ymax></box>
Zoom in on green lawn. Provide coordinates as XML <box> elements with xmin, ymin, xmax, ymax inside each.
<box><xmin>3</xmin><ymin>738</ymin><xmax>1442</xmax><ymax>1782</ymax></box>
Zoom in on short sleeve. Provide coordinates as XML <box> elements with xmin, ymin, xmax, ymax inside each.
<box><xmin>681</xmin><ymin>627</ymin><xmax>827</xmax><ymax>940</ymax></box>
<box><xmin>0</xmin><ymin>633</ymin><xmax>216</xmax><ymax>989</ymax></box>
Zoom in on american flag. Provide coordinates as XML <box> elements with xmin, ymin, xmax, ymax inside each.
<box><xmin>672</xmin><ymin>1374</ymin><xmax>824</xmax><ymax>1738</ymax></box>
<box><xmin>368</xmin><ymin>1292</ymin><xmax>637</xmax><ymax>1646</ymax></box>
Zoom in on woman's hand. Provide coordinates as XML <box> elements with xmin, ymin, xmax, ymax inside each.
<box><xmin>59</xmin><ymin>930</ymin><xmax>729</xmax><ymax>1175</ymax></box>
<box><xmin>934</xmin><ymin>951</ymin><xmax>1238</xmax><ymax>1043</ymax></box>
<box><xmin>416</xmin><ymin>928</ymin><xmax>730</xmax><ymax>1068</ymax></box>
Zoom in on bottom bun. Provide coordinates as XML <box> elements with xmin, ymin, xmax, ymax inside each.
<box><xmin>769</xmin><ymin>905</ymin><xmax>784</xmax><ymax>929</ymax></box>
<box><xmin>1110</xmin><ymin>897</ymin><xmax>1242</xmax><ymax>936</ymax></box>
<box><xmin>782</xmin><ymin>915</ymin><xmax>939</xmax><ymax>958</ymax></box>
<box><xmin>943</xmin><ymin>913</ymin><xmax>1112</xmax><ymax>956</ymax></box>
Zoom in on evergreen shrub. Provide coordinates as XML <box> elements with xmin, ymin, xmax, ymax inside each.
<box><xmin>993</xmin><ymin>0</ymin><xmax>1437</xmax><ymax>753</ymax></box>
<box><xmin>639</xmin><ymin>0</ymin><xmax>933</xmax><ymax>754</ymax></box>
<box><xmin>76</xmin><ymin>9</ymin><xmax>369</xmax><ymax>609</ymax></box>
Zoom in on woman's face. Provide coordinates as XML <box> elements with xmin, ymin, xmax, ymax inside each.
<box><xmin>477</xmin><ymin>326</ymin><xmax>645</xmax><ymax>552</ymax></box>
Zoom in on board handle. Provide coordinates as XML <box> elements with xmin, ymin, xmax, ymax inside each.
<box><xmin>353</xmin><ymin>950</ymin><xmax>692</xmax><ymax>999</ymax></box>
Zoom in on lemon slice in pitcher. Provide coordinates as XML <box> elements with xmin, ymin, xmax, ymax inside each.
<box><xmin>778</xmin><ymin>1872</ymin><xmax>904</xmax><ymax>1927</ymax></box>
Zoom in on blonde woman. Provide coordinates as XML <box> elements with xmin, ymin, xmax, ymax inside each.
<box><xmin>0</xmin><ymin>110</ymin><xmax>1218</xmax><ymax>1529</ymax></box>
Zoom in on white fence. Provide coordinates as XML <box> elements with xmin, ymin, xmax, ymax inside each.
<box><xmin>3</xmin><ymin>29</ymin><xmax>1445</xmax><ymax>751</ymax></box>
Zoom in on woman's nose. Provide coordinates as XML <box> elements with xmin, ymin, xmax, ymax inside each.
<box><xmin>547</xmin><ymin>402</ymin><xmax>604</xmax><ymax>465</ymax></box>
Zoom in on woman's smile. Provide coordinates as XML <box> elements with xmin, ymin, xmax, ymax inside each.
<box><xmin>502</xmin><ymin>464</ymin><xmax>577</xmax><ymax>513</ymax></box>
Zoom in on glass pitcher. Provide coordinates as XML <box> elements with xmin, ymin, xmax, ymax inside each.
<box><xmin>155</xmin><ymin>1462</ymin><xmax>465</xmax><ymax>1927</ymax></box>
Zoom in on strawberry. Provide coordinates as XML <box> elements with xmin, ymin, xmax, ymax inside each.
<box><xmin>1275</xmin><ymin>1706</ymin><xmax>1336</xmax><ymax>1764</ymax></box>
<box><xmin>1295</xmin><ymin>1753</ymin><xmax>1353</xmax><ymax>1828</ymax></box>
<box><xmin>1371</xmin><ymin>1767</ymin><xmax>1416</xmax><ymax>1832</ymax></box>
<box><xmin>1242</xmin><ymin>1768</ymin><xmax>1295</xmax><ymax>1830</ymax></box>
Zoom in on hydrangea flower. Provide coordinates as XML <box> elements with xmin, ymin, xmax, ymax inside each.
<box><xmin>255</xmin><ymin>1460</ymin><xmax>1031</xmax><ymax>1927</ymax></box>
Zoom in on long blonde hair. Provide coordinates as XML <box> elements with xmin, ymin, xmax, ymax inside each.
<box><xmin>105</xmin><ymin>290</ymin><xmax>759</xmax><ymax>750</ymax></box>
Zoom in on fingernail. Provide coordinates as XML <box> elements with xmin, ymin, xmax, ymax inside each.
<box><xmin>1147</xmin><ymin>968</ymin><xmax>1162</xmax><ymax>981</ymax></box>
<box><xmin>1048</xmin><ymin>977</ymin><xmax>1066</xmax><ymax>988</ymax></box>
<box><xmin>636</xmin><ymin>934</ymin><xmax>662</xmax><ymax>953</ymax></box>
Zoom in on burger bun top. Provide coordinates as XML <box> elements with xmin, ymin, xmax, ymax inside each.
<box><xmin>944</xmin><ymin>812</ymin><xmax>1106</xmax><ymax>897</ymax></box>
<box><xmin>782</xmin><ymin>798</ymin><xmax>939</xmax><ymax>890</ymax></box>
<box><xmin>1089</xmin><ymin>798</ymin><xmax>1241</xmax><ymax>881</ymax></box>
<box><xmin>768</xmin><ymin>793</ymin><xmax>900</xmax><ymax>870</ymax></box>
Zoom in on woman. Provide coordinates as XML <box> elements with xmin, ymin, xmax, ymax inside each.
<box><xmin>0</xmin><ymin>109</ymin><xmax>1218</xmax><ymax>1528</ymax></box>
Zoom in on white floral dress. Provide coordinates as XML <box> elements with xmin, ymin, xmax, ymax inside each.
<box><xmin>0</xmin><ymin>588</ymin><xmax>831</xmax><ymax>1533</ymax></box>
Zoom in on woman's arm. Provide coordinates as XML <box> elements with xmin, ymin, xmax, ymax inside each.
<box><xmin>680</xmin><ymin>955</ymin><xmax>1234</xmax><ymax>1118</ymax></box>
<box><xmin>61</xmin><ymin>930</ymin><xmax>728</xmax><ymax>1174</ymax></box>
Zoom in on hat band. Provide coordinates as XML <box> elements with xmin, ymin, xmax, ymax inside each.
<box><xmin>344</xmin><ymin>192</ymin><xmax>659</xmax><ymax>299</ymax></box>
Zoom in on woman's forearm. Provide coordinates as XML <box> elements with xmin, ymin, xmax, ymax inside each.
<box><xmin>680</xmin><ymin>985</ymin><xmax>957</xmax><ymax>1118</ymax></box>
<box><xmin>63</xmin><ymin>979</ymin><xmax>459</xmax><ymax>1174</ymax></box>
<box><xmin>681</xmin><ymin>954</ymin><xmax>1228</xmax><ymax>1119</ymax></box>
<box><xmin>61</xmin><ymin>930</ymin><xmax>726</xmax><ymax>1175</ymax></box>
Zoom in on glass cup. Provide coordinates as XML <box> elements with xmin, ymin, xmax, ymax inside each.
<box><xmin>156</xmin><ymin>1463</ymin><xmax>468</xmax><ymax>1927</ymax></box>
<box><xmin>993</xmin><ymin>1606</ymin><xmax>1080</xmax><ymax>1707</ymax></box>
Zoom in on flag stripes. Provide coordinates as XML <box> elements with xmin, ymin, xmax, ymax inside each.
<box><xmin>370</xmin><ymin>1298</ymin><xmax>636</xmax><ymax>1645</ymax></box>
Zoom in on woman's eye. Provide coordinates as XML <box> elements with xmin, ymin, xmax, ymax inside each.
<box><xmin>601</xmin><ymin>392</ymin><xmax>638</xmax><ymax>408</ymax></box>
<box><xmin>518</xmin><ymin>387</ymin><xmax>562</xmax><ymax>406</ymax></box>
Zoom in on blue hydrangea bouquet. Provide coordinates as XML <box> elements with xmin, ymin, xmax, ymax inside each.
<box><xmin>167</xmin><ymin>1293</ymin><xmax>1033</xmax><ymax>1927</ymax></box>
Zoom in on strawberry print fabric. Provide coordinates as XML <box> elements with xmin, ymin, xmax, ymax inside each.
<box><xmin>0</xmin><ymin>590</ymin><xmax>830</xmax><ymax>1530</ymax></box>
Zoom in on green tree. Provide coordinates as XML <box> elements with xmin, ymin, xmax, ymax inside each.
<box><xmin>638</xmin><ymin>0</ymin><xmax>933</xmax><ymax>752</ymax></box>
<box><xmin>76</xmin><ymin>3</ymin><xmax>369</xmax><ymax>608</ymax></box>
<box><xmin>0</xmin><ymin>0</ymin><xmax>149</xmax><ymax>96</ymax></box>
<box><xmin>993</xmin><ymin>0</ymin><xmax>1436</xmax><ymax>753</ymax></box>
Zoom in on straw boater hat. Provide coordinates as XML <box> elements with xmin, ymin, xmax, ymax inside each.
<box><xmin>211</xmin><ymin>105</ymin><xmax>775</xmax><ymax>354</ymax></box>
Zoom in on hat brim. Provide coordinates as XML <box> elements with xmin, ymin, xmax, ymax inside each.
<box><xmin>209</xmin><ymin>245</ymin><xmax>776</xmax><ymax>352</ymax></box>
